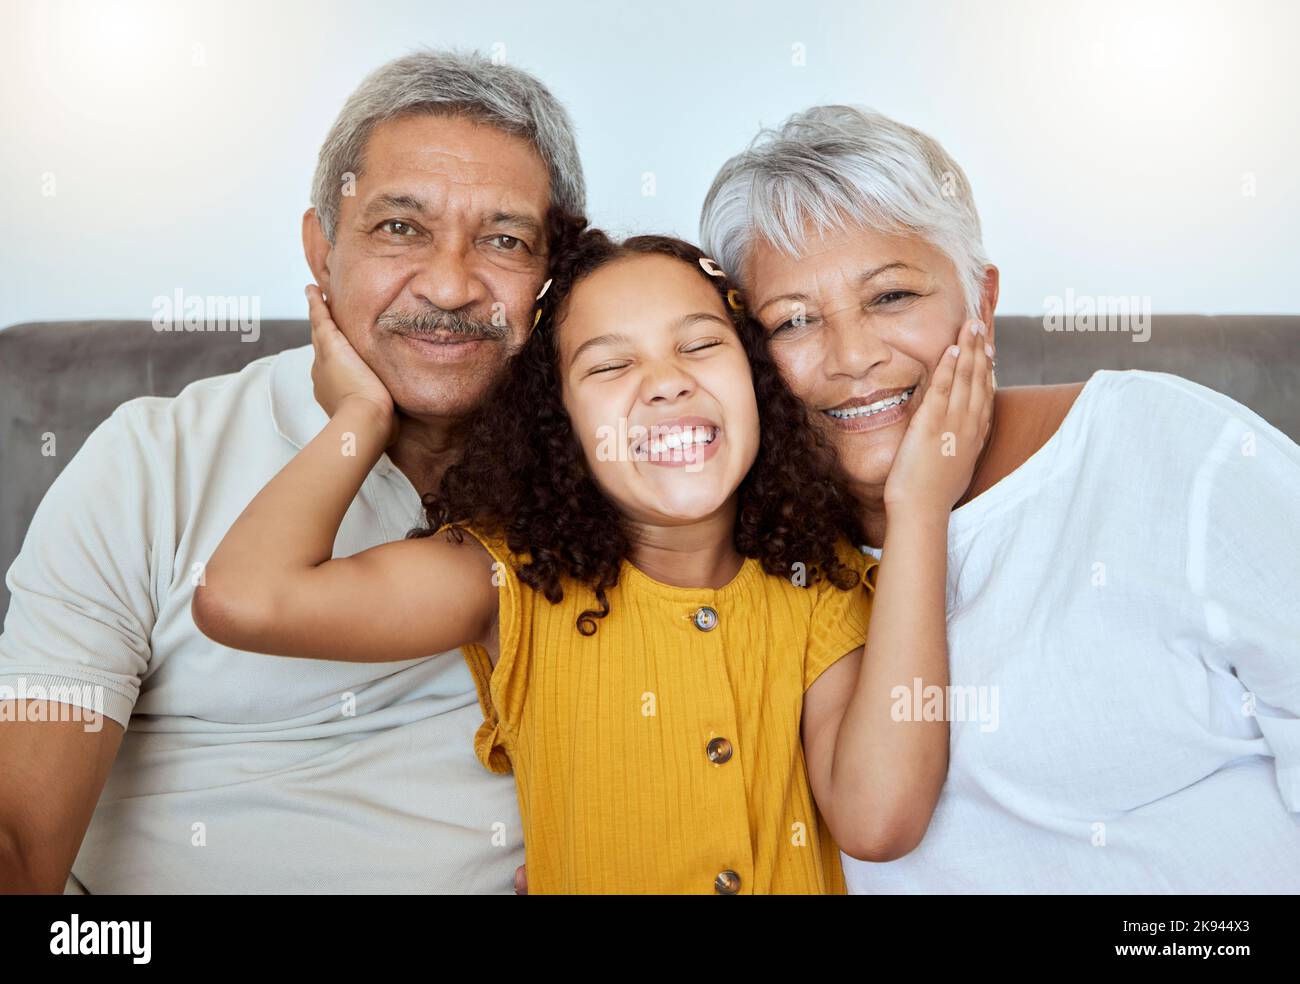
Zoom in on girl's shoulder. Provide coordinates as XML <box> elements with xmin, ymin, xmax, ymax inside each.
<box><xmin>432</xmin><ymin>522</ymin><xmax>533</xmax><ymax>571</ymax></box>
<box><xmin>765</xmin><ymin>538</ymin><xmax>879</xmax><ymax>599</ymax></box>
<box><xmin>831</xmin><ymin>536</ymin><xmax>881</xmax><ymax>590</ymax></box>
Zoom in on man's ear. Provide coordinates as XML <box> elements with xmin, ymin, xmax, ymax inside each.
<box><xmin>302</xmin><ymin>208</ymin><xmax>333</xmax><ymax>292</ymax></box>
<box><xmin>978</xmin><ymin>264</ymin><xmax>1000</xmax><ymax>347</ymax></box>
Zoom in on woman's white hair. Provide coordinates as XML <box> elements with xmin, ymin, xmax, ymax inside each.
<box><xmin>699</xmin><ymin>105</ymin><xmax>988</xmax><ymax>317</ymax></box>
<box><xmin>310</xmin><ymin>48</ymin><xmax>586</xmax><ymax>242</ymax></box>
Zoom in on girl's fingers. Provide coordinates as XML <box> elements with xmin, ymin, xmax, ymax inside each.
<box><xmin>925</xmin><ymin>339</ymin><xmax>960</xmax><ymax>413</ymax></box>
<box><xmin>306</xmin><ymin>285</ymin><xmax>348</xmax><ymax>358</ymax></box>
<box><xmin>306</xmin><ymin>285</ymin><xmax>324</xmax><ymax>345</ymax></box>
<box><xmin>970</xmin><ymin>327</ymin><xmax>992</xmax><ymax>416</ymax></box>
<box><xmin>948</xmin><ymin>319</ymin><xmax>978</xmax><ymax>418</ymax></box>
<box><xmin>306</xmin><ymin>290</ymin><xmax>322</xmax><ymax>368</ymax></box>
<box><xmin>307</xmin><ymin>285</ymin><xmax>341</xmax><ymax>331</ymax></box>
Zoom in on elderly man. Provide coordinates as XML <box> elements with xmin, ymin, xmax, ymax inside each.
<box><xmin>0</xmin><ymin>49</ymin><xmax>584</xmax><ymax>894</ymax></box>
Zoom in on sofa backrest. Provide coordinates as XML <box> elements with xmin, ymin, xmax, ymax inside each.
<box><xmin>2</xmin><ymin>315</ymin><xmax>1297</xmax><ymax>620</ymax></box>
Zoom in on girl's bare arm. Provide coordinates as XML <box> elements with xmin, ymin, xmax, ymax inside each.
<box><xmin>191</xmin><ymin>287</ymin><xmax>498</xmax><ymax>662</ymax></box>
<box><xmin>802</xmin><ymin>318</ymin><xmax>994</xmax><ymax>861</ymax></box>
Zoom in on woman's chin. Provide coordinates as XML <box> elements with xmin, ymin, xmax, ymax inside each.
<box><xmin>834</xmin><ymin>436</ymin><xmax>898</xmax><ymax>492</ymax></box>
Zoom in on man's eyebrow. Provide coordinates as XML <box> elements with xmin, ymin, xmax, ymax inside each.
<box><xmin>360</xmin><ymin>193</ymin><xmax>428</xmax><ymax>220</ymax></box>
<box><xmin>568</xmin><ymin>312</ymin><xmax>730</xmax><ymax>368</ymax></box>
<box><xmin>754</xmin><ymin>262</ymin><xmax>918</xmax><ymax>317</ymax></box>
<box><xmin>485</xmin><ymin>211</ymin><xmax>543</xmax><ymax>240</ymax></box>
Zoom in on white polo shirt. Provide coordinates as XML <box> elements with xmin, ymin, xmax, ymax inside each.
<box><xmin>0</xmin><ymin>343</ymin><xmax>523</xmax><ymax>893</ymax></box>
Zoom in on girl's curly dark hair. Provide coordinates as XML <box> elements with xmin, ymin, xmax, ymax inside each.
<box><xmin>408</xmin><ymin>207</ymin><xmax>866</xmax><ymax>634</ymax></box>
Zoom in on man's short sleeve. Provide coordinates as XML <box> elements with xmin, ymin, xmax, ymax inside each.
<box><xmin>0</xmin><ymin>402</ymin><xmax>163</xmax><ymax>728</ymax></box>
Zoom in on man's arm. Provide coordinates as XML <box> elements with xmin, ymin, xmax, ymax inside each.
<box><xmin>0</xmin><ymin>402</ymin><xmax>164</xmax><ymax>892</ymax></box>
<box><xmin>0</xmin><ymin>705</ymin><xmax>124</xmax><ymax>893</ymax></box>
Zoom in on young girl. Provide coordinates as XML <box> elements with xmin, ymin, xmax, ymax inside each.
<box><xmin>193</xmin><ymin>216</ymin><xmax>993</xmax><ymax>894</ymax></box>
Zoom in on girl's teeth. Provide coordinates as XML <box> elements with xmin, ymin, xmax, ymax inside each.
<box><xmin>826</xmin><ymin>387</ymin><xmax>916</xmax><ymax>420</ymax></box>
<box><xmin>643</xmin><ymin>426</ymin><xmax>717</xmax><ymax>456</ymax></box>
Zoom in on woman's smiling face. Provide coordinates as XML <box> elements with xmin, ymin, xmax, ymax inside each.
<box><xmin>556</xmin><ymin>253</ymin><xmax>761</xmax><ymax>527</ymax></box>
<box><xmin>745</xmin><ymin>217</ymin><xmax>985</xmax><ymax>492</ymax></box>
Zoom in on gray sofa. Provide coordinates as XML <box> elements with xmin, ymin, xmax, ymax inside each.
<box><xmin>2</xmin><ymin>315</ymin><xmax>1297</xmax><ymax>620</ymax></box>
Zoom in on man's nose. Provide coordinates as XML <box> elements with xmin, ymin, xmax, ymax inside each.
<box><xmin>407</xmin><ymin>241</ymin><xmax>490</xmax><ymax>312</ymax></box>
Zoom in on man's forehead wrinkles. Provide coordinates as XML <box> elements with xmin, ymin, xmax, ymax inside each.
<box><xmin>383</xmin><ymin>143</ymin><xmax>542</xmax><ymax>187</ymax></box>
<box><xmin>365</xmin><ymin>145</ymin><xmax>535</xmax><ymax>187</ymax></box>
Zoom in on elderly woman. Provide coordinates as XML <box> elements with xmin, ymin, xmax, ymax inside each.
<box><xmin>700</xmin><ymin>105</ymin><xmax>1300</xmax><ymax>892</ymax></box>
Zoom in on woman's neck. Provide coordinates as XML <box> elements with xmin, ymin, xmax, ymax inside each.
<box><xmin>853</xmin><ymin>384</ymin><xmax>1085</xmax><ymax>549</ymax></box>
<box><xmin>624</xmin><ymin>505</ymin><xmax>744</xmax><ymax>589</ymax></box>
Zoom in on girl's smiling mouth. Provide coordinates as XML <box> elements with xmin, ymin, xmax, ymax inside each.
<box><xmin>630</xmin><ymin>417</ymin><xmax>723</xmax><ymax>467</ymax></box>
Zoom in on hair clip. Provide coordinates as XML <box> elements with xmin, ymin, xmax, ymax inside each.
<box><xmin>531</xmin><ymin>308</ymin><xmax>542</xmax><ymax>331</ymax></box>
<box><xmin>698</xmin><ymin>257</ymin><xmax>726</xmax><ymax>278</ymax></box>
<box><xmin>726</xmin><ymin>288</ymin><xmax>744</xmax><ymax>312</ymax></box>
<box><xmin>536</xmin><ymin>278</ymin><xmax>553</xmax><ymax>301</ymax></box>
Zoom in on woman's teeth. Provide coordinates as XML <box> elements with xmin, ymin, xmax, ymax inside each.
<box><xmin>825</xmin><ymin>387</ymin><xmax>916</xmax><ymax>420</ymax></box>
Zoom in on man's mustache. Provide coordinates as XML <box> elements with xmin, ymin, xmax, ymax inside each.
<box><xmin>376</xmin><ymin>307</ymin><xmax>509</xmax><ymax>340</ymax></box>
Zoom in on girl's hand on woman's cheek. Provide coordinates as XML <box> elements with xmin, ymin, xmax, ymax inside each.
<box><xmin>306</xmin><ymin>285</ymin><xmax>398</xmax><ymax>445</ymax></box>
<box><xmin>883</xmin><ymin>318</ymin><xmax>994</xmax><ymax>518</ymax></box>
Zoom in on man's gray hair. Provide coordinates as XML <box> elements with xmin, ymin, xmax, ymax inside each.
<box><xmin>699</xmin><ymin>105</ymin><xmax>988</xmax><ymax>317</ymax></box>
<box><xmin>310</xmin><ymin>48</ymin><xmax>586</xmax><ymax>242</ymax></box>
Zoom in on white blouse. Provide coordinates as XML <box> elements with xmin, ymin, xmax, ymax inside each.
<box><xmin>844</xmin><ymin>369</ymin><xmax>1300</xmax><ymax>893</ymax></box>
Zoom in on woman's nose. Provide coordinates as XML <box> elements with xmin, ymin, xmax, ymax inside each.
<box><xmin>825</xmin><ymin>320</ymin><xmax>890</xmax><ymax>377</ymax></box>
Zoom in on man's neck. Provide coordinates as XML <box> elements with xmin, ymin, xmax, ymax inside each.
<box><xmin>387</xmin><ymin>412</ymin><xmax>467</xmax><ymax>495</ymax></box>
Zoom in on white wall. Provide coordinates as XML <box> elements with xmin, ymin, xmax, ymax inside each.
<box><xmin>2</xmin><ymin>0</ymin><xmax>1296</xmax><ymax>327</ymax></box>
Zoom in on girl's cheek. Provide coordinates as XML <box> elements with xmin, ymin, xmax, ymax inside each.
<box><xmin>572</xmin><ymin>402</ymin><xmax>628</xmax><ymax>478</ymax></box>
<box><xmin>718</xmin><ymin>372</ymin><xmax>763</xmax><ymax>465</ymax></box>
